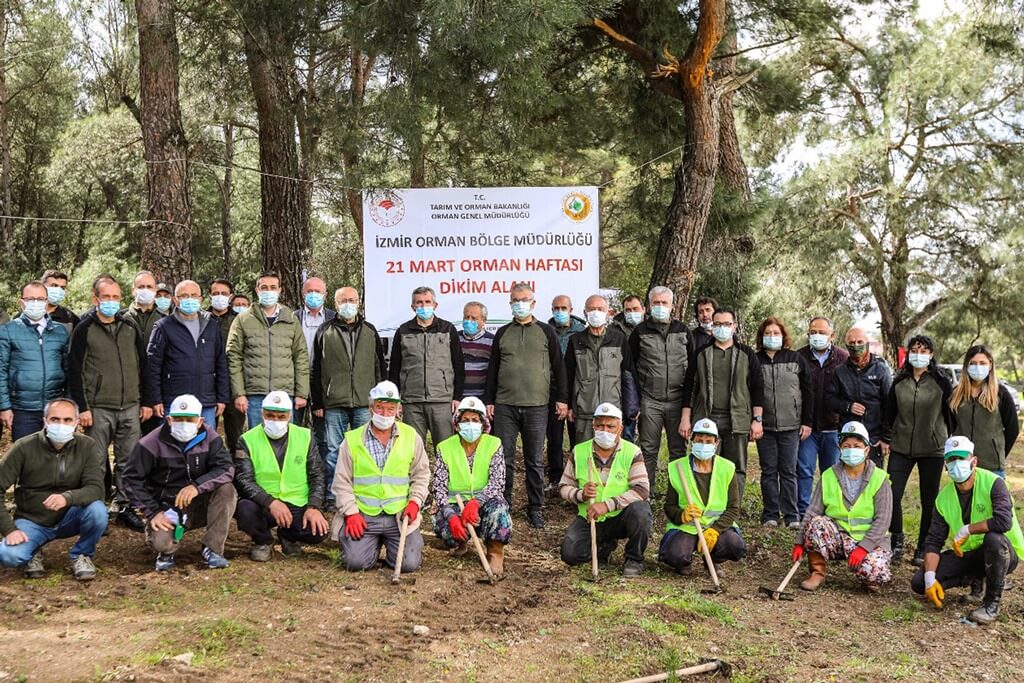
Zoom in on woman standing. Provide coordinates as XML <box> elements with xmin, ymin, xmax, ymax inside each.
<box><xmin>948</xmin><ymin>345</ymin><xmax>1019</xmax><ymax>479</ymax></box>
<box><xmin>755</xmin><ymin>317</ymin><xmax>813</xmax><ymax>529</ymax></box>
<box><xmin>882</xmin><ymin>335</ymin><xmax>953</xmax><ymax>565</ymax></box>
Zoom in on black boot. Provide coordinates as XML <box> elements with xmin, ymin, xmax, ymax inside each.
<box><xmin>117</xmin><ymin>505</ymin><xmax>146</xmax><ymax>532</ymax></box>
<box><xmin>910</xmin><ymin>547</ymin><xmax>924</xmax><ymax>567</ymax></box>
<box><xmin>971</xmin><ymin>534</ymin><xmax>1010</xmax><ymax>625</ymax></box>
<box><xmin>891</xmin><ymin>533</ymin><xmax>905</xmax><ymax>563</ymax></box>
<box><xmin>966</xmin><ymin>577</ymin><xmax>985</xmax><ymax>605</ymax></box>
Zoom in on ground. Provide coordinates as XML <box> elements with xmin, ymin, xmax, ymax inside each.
<box><xmin>2</xmin><ymin>437</ymin><xmax>1024</xmax><ymax>683</ymax></box>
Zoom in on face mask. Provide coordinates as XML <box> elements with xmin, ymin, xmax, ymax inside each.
<box><xmin>458</xmin><ymin>421</ymin><xmax>483</xmax><ymax>443</ymax></box>
<box><xmin>511</xmin><ymin>301</ymin><xmax>532</xmax><ymax>320</ymax></box>
<box><xmin>847</xmin><ymin>343</ymin><xmax>867</xmax><ymax>356</ymax></box>
<box><xmin>22</xmin><ymin>300</ymin><xmax>47</xmax><ymax>321</ymax></box>
<box><xmin>263</xmin><ymin>418</ymin><xmax>289</xmax><ymax>440</ymax></box>
<box><xmin>258</xmin><ymin>291</ymin><xmax>279</xmax><ymax>308</ymax></box>
<box><xmin>691</xmin><ymin>442</ymin><xmax>716</xmax><ymax>460</ymax></box>
<box><xmin>946</xmin><ymin>458</ymin><xmax>974</xmax><ymax>484</ymax></box>
<box><xmin>371</xmin><ymin>412</ymin><xmax>396</xmax><ymax>430</ymax></box>
<box><xmin>762</xmin><ymin>335</ymin><xmax>783</xmax><ymax>350</ymax></box>
<box><xmin>967</xmin><ymin>365</ymin><xmax>990</xmax><ymax>382</ymax></box>
<box><xmin>650</xmin><ymin>305</ymin><xmax>671</xmax><ymax>322</ymax></box>
<box><xmin>210</xmin><ymin>294</ymin><xmax>231</xmax><ymax>311</ymax></box>
<box><xmin>908</xmin><ymin>353</ymin><xmax>930</xmax><ymax>369</ymax></box>
<box><xmin>808</xmin><ymin>333</ymin><xmax>830</xmax><ymax>351</ymax></box>
<box><xmin>155</xmin><ymin>296</ymin><xmax>172</xmax><ymax>313</ymax></box>
<box><xmin>170</xmin><ymin>421</ymin><xmax>200</xmax><ymax>443</ymax></box>
<box><xmin>46</xmin><ymin>286</ymin><xmax>66</xmax><ymax>305</ymax></box>
<box><xmin>462</xmin><ymin>319</ymin><xmax>480</xmax><ymax>337</ymax></box>
<box><xmin>177</xmin><ymin>298</ymin><xmax>201</xmax><ymax>315</ymax></box>
<box><xmin>593</xmin><ymin>429</ymin><xmax>618</xmax><ymax>450</ymax></box>
<box><xmin>98</xmin><ymin>301</ymin><xmax>120</xmax><ymax>318</ymax></box>
<box><xmin>552</xmin><ymin>310</ymin><xmax>570</xmax><ymax>326</ymax></box>
<box><xmin>338</xmin><ymin>303</ymin><xmax>358</xmax><ymax>320</ymax></box>
<box><xmin>45</xmin><ymin>422</ymin><xmax>75</xmax><ymax>445</ymax></box>
<box><xmin>624</xmin><ymin>311</ymin><xmax>644</xmax><ymax>326</ymax></box>
<box><xmin>135</xmin><ymin>289</ymin><xmax>156</xmax><ymax>306</ymax></box>
<box><xmin>701</xmin><ymin>321</ymin><xmax>713</xmax><ymax>331</ymax></box>
<box><xmin>839</xmin><ymin>447</ymin><xmax>867</xmax><ymax>466</ymax></box>
<box><xmin>586</xmin><ymin>310</ymin><xmax>607</xmax><ymax>328</ymax></box>
<box><xmin>304</xmin><ymin>292</ymin><xmax>325</xmax><ymax>310</ymax></box>
<box><xmin>232</xmin><ymin>305</ymin><xmax>249</xmax><ymax>315</ymax></box>
<box><xmin>712</xmin><ymin>325</ymin><xmax>733</xmax><ymax>342</ymax></box>
<box><xmin>415</xmin><ymin>305</ymin><xmax>434</xmax><ymax>321</ymax></box>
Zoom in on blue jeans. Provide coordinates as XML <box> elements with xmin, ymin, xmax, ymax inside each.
<box><xmin>164</xmin><ymin>403</ymin><xmax>217</xmax><ymax>428</ymax></box>
<box><xmin>323</xmin><ymin>407</ymin><xmax>370</xmax><ymax>501</ymax></box>
<box><xmin>245</xmin><ymin>394</ymin><xmax>302</xmax><ymax>430</ymax></box>
<box><xmin>12</xmin><ymin>409</ymin><xmax>44</xmax><ymax>441</ymax></box>
<box><xmin>0</xmin><ymin>500</ymin><xmax>109</xmax><ymax>566</ymax></box>
<box><xmin>797</xmin><ymin>431</ymin><xmax>841</xmax><ymax>516</ymax></box>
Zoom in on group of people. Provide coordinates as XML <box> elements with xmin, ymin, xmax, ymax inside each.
<box><xmin>0</xmin><ymin>271</ymin><xmax>1020</xmax><ymax>625</ymax></box>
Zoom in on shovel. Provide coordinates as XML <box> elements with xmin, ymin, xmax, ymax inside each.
<box><xmin>455</xmin><ymin>494</ymin><xmax>499</xmax><ymax>585</ymax></box>
<box><xmin>676</xmin><ymin>460</ymin><xmax>721</xmax><ymax>594</ymax></box>
<box><xmin>390</xmin><ymin>515</ymin><xmax>416</xmax><ymax>585</ymax></box>
<box><xmin>759</xmin><ymin>560</ymin><xmax>801</xmax><ymax>601</ymax></box>
<box><xmin>587</xmin><ymin>457</ymin><xmax>600</xmax><ymax>583</ymax></box>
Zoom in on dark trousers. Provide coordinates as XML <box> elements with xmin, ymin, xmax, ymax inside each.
<box><xmin>493</xmin><ymin>404</ymin><xmax>548</xmax><ymax>511</ymax></box>
<box><xmin>234</xmin><ymin>499</ymin><xmax>328</xmax><ymax>546</ymax></box>
<box><xmin>220</xmin><ymin>404</ymin><xmax>246</xmax><ymax>454</ymax></box>
<box><xmin>887</xmin><ymin>453</ymin><xmax>944</xmax><ymax>544</ymax></box>
<box><xmin>911</xmin><ymin>533</ymin><xmax>1018</xmax><ymax>595</ymax></box>
<box><xmin>546</xmin><ymin>406</ymin><xmax>576</xmax><ymax>483</ymax></box>
<box><xmin>658</xmin><ymin>527</ymin><xmax>747</xmax><ymax>571</ymax></box>
<box><xmin>11</xmin><ymin>410</ymin><xmax>44</xmax><ymax>441</ymax></box>
<box><xmin>718</xmin><ymin>430</ymin><xmax>749</xmax><ymax>500</ymax></box>
<box><xmin>560</xmin><ymin>501</ymin><xmax>652</xmax><ymax>564</ymax></box>
<box><xmin>756</xmin><ymin>429</ymin><xmax>800</xmax><ymax>524</ymax></box>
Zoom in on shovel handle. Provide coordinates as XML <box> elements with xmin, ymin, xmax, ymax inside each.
<box><xmin>456</xmin><ymin>494</ymin><xmax>495</xmax><ymax>581</ymax></box>
<box><xmin>776</xmin><ymin>560</ymin><xmax>802</xmax><ymax>594</ymax></box>
<box><xmin>392</xmin><ymin>515</ymin><xmax>410</xmax><ymax>583</ymax></box>
<box><xmin>676</xmin><ymin>460</ymin><xmax>720</xmax><ymax>589</ymax></box>
<box><xmin>589</xmin><ymin>457</ymin><xmax>599</xmax><ymax>580</ymax></box>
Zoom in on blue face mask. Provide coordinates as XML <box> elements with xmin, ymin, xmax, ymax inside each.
<box><xmin>338</xmin><ymin>303</ymin><xmax>358</xmax><ymax>320</ymax></box>
<box><xmin>304</xmin><ymin>292</ymin><xmax>325</xmax><ymax>310</ymax></box>
<box><xmin>908</xmin><ymin>353</ymin><xmax>930</xmax><ymax>369</ymax></box>
<box><xmin>155</xmin><ymin>296</ymin><xmax>172</xmax><ymax>312</ymax></box>
<box><xmin>511</xmin><ymin>301</ymin><xmax>532</xmax><ymax>319</ymax></box>
<box><xmin>258</xmin><ymin>291</ymin><xmax>279</xmax><ymax>308</ymax></box>
<box><xmin>462</xmin><ymin>319</ymin><xmax>480</xmax><ymax>336</ymax></box>
<box><xmin>712</xmin><ymin>325</ymin><xmax>733</xmax><ymax>342</ymax></box>
<box><xmin>762</xmin><ymin>335</ymin><xmax>783</xmax><ymax>350</ymax></box>
<box><xmin>22</xmin><ymin>300</ymin><xmax>47</xmax><ymax>321</ymax></box>
<box><xmin>808</xmin><ymin>333</ymin><xmax>830</xmax><ymax>351</ymax></box>
<box><xmin>415</xmin><ymin>305</ymin><xmax>434</xmax><ymax>321</ymax></box>
<box><xmin>46</xmin><ymin>286</ymin><xmax>66</xmax><ymax>305</ymax></box>
<box><xmin>98</xmin><ymin>300</ymin><xmax>120</xmax><ymax>318</ymax></box>
<box><xmin>691</xmin><ymin>442</ymin><xmax>717</xmax><ymax>460</ymax></box>
<box><xmin>839</xmin><ymin>447</ymin><xmax>867</xmax><ymax>466</ymax></box>
<box><xmin>458</xmin><ymin>421</ymin><xmax>483</xmax><ymax>443</ymax></box>
<box><xmin>177</xmin><ymin>298</ymin><xmax>201</xmax><ymax>315</ymax></box>
<box><xmin>624</xmin><ymin>311</ymin><xmax>644</xmax><ymax>326</ymax></box>
<box><xmin>552</xmin><ymin>310</ymin><xmax>570</xmax><ymax>326</ymax></box>
<box><xmin>232</xmin><ymin>305</ymin><xmax>249</xmax><ymax>315</ymax></box>
<box><xmin>650</xmin><ymin>305</ymin><xmax>671</xmax><ymax>322</ymax></box>
<box><xmin>946</xmin><ymin>458</ymin><xmax>974</xmax><ymax>484</ymax></box>
<box><xmin>967</xmin><ymin>365</ymin><xmax>990</xmax><ymax>382</ymax></box>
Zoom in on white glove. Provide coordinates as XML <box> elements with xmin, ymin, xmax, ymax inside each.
<box><xmin>954</xmin><ymin>525</ymin><xmax>970</xmax><ymax>543</ymax></box>
<box><xmin>924</xmin><ymin>570</ymin><xmax>936</xmax><ymax>590</ymax></box>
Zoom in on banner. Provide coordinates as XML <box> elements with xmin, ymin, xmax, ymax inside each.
<box><xmin>363</xmin><ymin>186</ymin><xmax>600</xmax><ymax>335</ymax></box>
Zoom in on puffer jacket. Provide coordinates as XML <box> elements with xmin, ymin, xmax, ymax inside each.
<box><xmin>226</xmin><ymin>305</ymin><xmax>310</xmax><ymax>399</ymax></box>
<box><xmin>146</xmin><ymin>311</ymin><xmax>230</xmax><ymax>407</ymax></box>
<box><xmin>0</xmin><ymin>316</ymin><xmax>69</xmax><ymax>411</ymax></box>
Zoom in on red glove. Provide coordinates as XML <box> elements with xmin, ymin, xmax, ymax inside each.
<box><xmin>448</xmin><ymin>515</ymin><xmax>468</xmax><ymax>542</ymax></box>
<box><xmin>461</xmin><ymin>498</ymin><xmax>481</xmax><ymax>526</ymax></box>
<box><xmin>791</xmin><ymin>544</ymin><xmax>804</xmax><ymax>563</ymax></box>
<box><xmin>848</xmin><ymin>546</ymin><xmax>868</xmax><ymax>569</ymax></box>
<box><xmin>344</xmin><ymin>513</ymin><xmax>367</xmax><ymax>540</ymax></box>
<box><xmin>403</xmin><ymin>500</ymin><xmax>420</xmax><ymax>523</ymax></box>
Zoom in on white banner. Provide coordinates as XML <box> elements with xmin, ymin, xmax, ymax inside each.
<box><xmin>363</xmin><ymin>186</ymin><xmax>600</xmax><ymax>335</ymax></box>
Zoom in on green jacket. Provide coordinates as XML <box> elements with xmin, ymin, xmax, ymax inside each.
<box><xmin>123</xmin><ymin>302</ymin><xmax>166</xmax><ymax>348</ymax></box>
<box><xmin>68</xmin><ymin>311</ymin><xmax>147</xmax><ymax>411</ymax></box>
<box><xmin>226</xmin><ymin>305</ymin><xmax>310</xmax><ymax>399</ymax></box>
<box><xmin>885</xmin><ymin>371</ymin><xmax>952</xmax><ymax>458</ymax></box>
<box><xmin>310</xmin><ymin>316</ymin><xmax>386</xmax><ymax>410</ymax></box>
<box><xmin>683</xmin><ymin>343</ymin><xmax>765</xmax><ymax>433</ymax></box>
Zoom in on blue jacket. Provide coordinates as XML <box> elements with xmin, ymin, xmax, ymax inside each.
<box><xmin>0</xmin><ymin>316</ymin><xmax>70</xmax><ymax>411</ymax></box>
<box><xmin>146</xmin><ymin>311</ymin><xmax>230</xmax><ymax>407</ymax></box>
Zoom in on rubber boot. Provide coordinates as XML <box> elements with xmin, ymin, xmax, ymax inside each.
<box><xmin>972</xmin><ymin>537</ymin><xmax>1010</xmax><ymax>625</ymax></box>
<box><xmin>485</xmin><ymin>540</ymin><xmax>505</xmax><ymax>578</ymax></box>
<box><xmin>890</xmin><ymin>533</ymin><xmax>905</xmax><ymax>563</ymax></box>
<box><xmin>800</xmin><ymin>552</ymin><xmax>827</xmax><ymax>591</ymax></box>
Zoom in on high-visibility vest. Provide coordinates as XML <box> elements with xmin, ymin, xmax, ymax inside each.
<box><xmin>935</xmin><ymin>467</ymin><xmax>1024</xmax><ymax>560</ymax></box>
<box><xmin>573</xmin><ymin>440</ymin><xmax>639</xmax><ymax>522</ymax></box>
<box><xmin>821</xmin><ymin>466</ymin><xmax>887</xmax><ymax>541</ymax></box>
<box><xmin>666</xmin><ymin>456</ymin><xmax>737</xmax><ymax>534</ymax></box>
<box><xmin>437</xmin><ymin>433</ymin><xmax>501</xmax><ymax>504</ymax></box>
<box><xmin>346</xmin><ymin>422</ymin><xmax>416</xmax><ymax>515</ymax></box>
<box><xmin>241</xmin><ymin>424</ymin><xmax>311</xmax><ymax>507</ymax></box>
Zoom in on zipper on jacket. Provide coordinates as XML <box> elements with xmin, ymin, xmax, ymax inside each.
<box><xmin>115</xmin><ymin>323</ymin><xmax>126</xmax><ymax>408</ymax></box>
<box><xmin>39</xmin><ymin>330</ymin><xmax>46</xmax><ymax>409</ymax></box>
<box><xmin>910</xmin><ymin>378</ymin><xmax>919</xmax><ymax>455</ymax></box>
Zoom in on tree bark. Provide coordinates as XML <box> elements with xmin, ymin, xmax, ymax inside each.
<box><xmin>0</xmin><ymin>3</ymin><xmax>13</xmax><ymax>256</ymax></box>
<box><xmin>343</xmin><ymin>47</ymin><xmax>374</xmax><ymax>245</ymax></box>
<box><xmin>220</xmin><ymin>122</ymin><xmax>234</xmax><ymax>278</ymax></box>
<box><xmin>715</xmin><ymin>10</ymin><xmax>749</xmax><ymax>197</ymax></box>
<box><xmin>135</xmin><ymin>0</ymin><xmax>192</xmax><ymax>284</ymax></box>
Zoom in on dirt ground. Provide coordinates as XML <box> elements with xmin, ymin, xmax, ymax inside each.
<box><xmin>2</xmin><ymin>438</ymin><xmax>1024</xmax><ymax>683</ymax></box>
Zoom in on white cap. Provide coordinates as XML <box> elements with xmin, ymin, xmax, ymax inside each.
<box><xmin>456</xmin><ymin>396</ymin><xmax>486</xmax><ymax>416</ymax></box>
<box><xmin>944</xmin><ymin>436</ymin><xmax>975</xmax><ymax>460</ymax></box>
<box><xmin>369</xmin><ymin>380</ymin><xmax>401</xmax><ymax>402</ymax></box>
<box><xmin>168</xmin><ymin>394</ymin><xmax>202</xmax><ymax>417</ymax></box>
<box><xmin>692</xmin><ymin>418</ymin><xmax>719</xmax><ymax>438</ymax></box>
<box><xmin>839</xmin><ymin>421</ymin><xmax>870</xmax><ymax>444</ymax></box>
<box><xmin>594</xmin><ymin>403</ymin><xmax>623</xmax><ymax>420</ymax></box>
<box><xmin>262</xmin><ymin>390</ymin><xmax>293</xmax><ymax>413</ymax></box>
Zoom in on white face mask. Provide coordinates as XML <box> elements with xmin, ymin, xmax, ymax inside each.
<box><xmin>593</xmin><ymin>429</ymin><xmax>618</xmax><ymax>450</ymax></box>
<box><xmin>210</xmin><ymin>294</ymin><xmax>231</xmax><ymax>311</ymax></box>
<box><xmin>371</xmin><ymin>412</ymin><xmax>396</xmax><ymax>430</ymax></box>
<box><xmin>263</xmin><ymin>418</ymin><xmax>289</xmax><ymax>439</ymax></box>
<box><xmin>586</xmin><ymin>310</ymin><xmax>607</xmax><ymax>328</ymax></box>
<box><xmin>135</xmin><ymin>289</ymin><xmax>156</xmax><ymax>306</ymax></box>
<box><xmin>170</xmin><ymin>421</ymin><xmax>200</xmax><ymax>443</ymax></box>
<box><xmin>46</xmin><ymin>422</ymin><xmax>76</xmax><ymax>444</ymax></box>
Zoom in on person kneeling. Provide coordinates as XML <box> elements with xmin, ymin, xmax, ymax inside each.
<box><xmin>658</xmin><ymin>419</ymin><xmax>746</xmax><ymax>575</ymax></box>
<box><xmin>793</xmin><ymin>421</ymin><xmax>893</xmax><ymax>592</ymax></box>
<box><xmin>432</xmin><ymin>397</ymin><xmax>511</xmax><ymax>577</ymax></box>
<box><xmin>331</xmin><ymin>381</ymin><xmax>429</xmax><ymax>572</ymax></box>
<box><xmin>234</xmin><ymin>391</ymin><xmax>329</xmax><ymax>561</ymax></box>
<box><xmin>122</xmin><ymin>394</ymin><xmax>237</xmax><ymax>571</ymax></box>
<box><xmin>559</xmin><ymin>403</ymin><xmax>652</xmax><ymax>578</ymax></box>
<box><xmin>911</xmin><ymin>437</ymin><xmax>1024</xmax><ymax>624</ymax></box>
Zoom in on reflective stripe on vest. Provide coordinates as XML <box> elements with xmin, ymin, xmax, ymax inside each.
<box><xmin>666</xmin><ymin>455</ymin><xmax>737</xmax><ymax>534</ymax></box>
<box><xmin>241</xmin><ymin>424</ymin><xmax>311</xmax><ymax>507</ymax></box>
<box><xmin>345</xmin><ymin>422</ymin><xmax>416</xmax><ymax>515</ymax></box>
<box><xmin>437</xmin><ymin>433</ymin><xmax>500</xmax><ymax>503</ymax></box>
<box><xmin>935</xmin><ymin>467</ymin><xmax>1024</xmax><ymax>560</ymax></box>
<box><xmin>821</xmin><ymin>466</ymin><xmax>887</xmax><ymax>541</ymax></box>
<box><xmin>573</xmin><ymin>439</ymin><xmax>639</xmax><ymax>522</ymax></box>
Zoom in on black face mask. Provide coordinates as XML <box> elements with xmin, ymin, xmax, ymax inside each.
<box><xmin>847</xmin><ymin>343</ymin><xmax>867</xmax><ymax>356</ymax></box>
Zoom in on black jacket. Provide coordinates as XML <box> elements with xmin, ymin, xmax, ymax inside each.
<box><xmin>691</xmin><ymin>325</ymin><xmax>714</xmax><ymax>354</ymax></box>
<box><xmin>146</xmin><ymin>311</ymin><xmax>230</xmax><ymax>407</ymax></box>
<box><xmin>756</xmin><ymin>348</ymin><xmax>814</xmax><ymax>431</ymax></box>
<box><xmin>798</xmin><ymin>345</ymin><xmax>850</xmax><ymax>431</ymax></box>
<box><xmin>825</xmin><ymin>354</ymin><xmax>893</xmax><ymax>444</ymax></box>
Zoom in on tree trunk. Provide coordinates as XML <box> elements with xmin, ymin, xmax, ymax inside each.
<box><xmin>715</xmin><ymin>11</ymin><xmax>749</xmax><ymax>197</ymax></box>
<box><xmin>343</xmin><ymin>48</ymin><xmax>374</xmax><ymax>244</ymax></box>
<box><xmin>135</xmin><ymin>0</ymin><xmax>192</xmax><ymax>284</ymax></box>
<box><xmin>0</xmin><ymin>4</ymin><xmax>12</xmax><ymax>257</ymax></box>
<box><xmin>220</xmin><ymin>123</ymin><xmax>234</xmax><ymax>278</ymax></box>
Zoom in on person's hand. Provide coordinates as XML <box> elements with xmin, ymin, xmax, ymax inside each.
<box><xmin>848</xmin><ymin>546</ymin><xmax>868</xmax><ymax>569</ymax></box>
<box><xmin>678</xmin><ymin>417</ymin><xmax>691</xmax><ymax>440</ymax></box>
<box><xmin>313</xmin><ymin>408</ymin><xmax>324</xmax><ymax>418</ymax></box>
<box><xmin>403</xmin><ymin>500</ymin><xmax>420</xmax><ymax>523</ymax></box>
<box><xmin>703</xmin><ymin>527</ymin><xmax>720</xmax><ymax>552</ymax></box>
<box><xmin>924</xmin><ymin>571</ymin><xmax>944</xmax><ymax>609</ymax></box>
<box><xmin>750</xmin><ymin>420</ymin><xmax>764</xmax><ymax>440</ymax></box>
<box><xmin>344</xmin><ymin>513</ymin><xmax>367</xmax><ymax>540</ymax></box>
<box><xmin>269</xmin><ymin>500</ymin><xmax>293</xmax><ymax>528</ymax></box>
<box><xmin>302</xmin><ymin>508</ymin><xmax>329</xmax><ymax>536</ymax></box>
<box><xmin>79</xmin><ymin>410</ymin><xmax>93</xmax><ymax>428</ymax></box>
<box><xmin>587</xmin><ymin>501</ymin><xmax>610</xmax><ymax>521</ymax></box>
<box><xmin>582</xmin><ymin>482</ymin><xmax>598</xmax><ymax>501</ymax></box>
<box><xmin>567</xmin><ymin>408</ymin><xmax>575</xmax><ymax>422</ymax></box>
<box><xmin>451</xmin><ymin>399</ymin><xmax>459</xmax><ymax>414</ymax></box>
<box><xmin>4</xmin><ymin>529</ymin><xmax>28</xmax><ymax>546</ymax></box>
<box><xmin>174</xmin><ymin>484</ymin><xmax>199</xmax><ymax>510</ymax></box>
<box><xmin>42</xmin><ymin>494</ymin><xmax>68</xmax><ymax>511</ymax></box>
<box><xmin>140</xmin><ymin>406</ymin><xmax>153</xmax><ymax>421</ymax></box>
<box><xmin>953</xmin><ymin>524</ymin><xmax>971</xmax><ymax>557</ymax></box>
<box><xmin>215</xmin><ymin>403</ymin><xmax>225</xmax><ymax>417</ymax></box>
<box><xmin>153</xmin><ymin>403</ymin><xmax>165</xmax><ymax>418</ymax></box>
<box><xmin>880</xmin><ymin>442</ymin><xmax>891</xmax><ymax>457</ymax></box>
<box><xmin>294</xmin><ymin>396</ymin><xmax>307</xmax><ymax>410</ymax></box>
<box><xmin>461</xmin><ymin>498</ymin><xmax>481</xmax><ymax>526</ymax></box>
<box><xmin>150</xmin><ymin>511</ymin><xmax>176</xmax><ymax>532</ymax></box>
<box><xmin>799</xmin><ymin>425</ymin><xmax>812</xmax><ymax>441</ymax></box>
<box><xmin>0</xmin><ymin>410</ymin><xmax>13</xmax><ymax>430</ymax></box>
<box><xmin>555</xmin><ymin>402</ymin><xmax>568</xmax><ymax>420</ymax></box>
<box><xmin>486</xmin><ymin>404</ymin><xmax>495</xmax><ymax>420</ymax></box>
<box><xmin>682</xmin><ymin>503</ymin><xmax>703</xmax><ymax>523</ymax></box>
<box><xmin>850</xmin><ymin>402</ymin><xmax>866</xmax><ymax>416</ymax></box>
<box><xmin>234</xmin><ymin>396</ymin><xmax>248</xmax><ymax>414</ymax></box>
<box><xmin>448</xmin><ymin>515</ymin><xmax>468</xmax><ymax>542</ymax></box>
<box><xmin>791</xmin><ymin>544</ymin><xmax>804</xmax><ymax>563</ymax></box>
<box><xmin>632</xmin><ymin>411</ymin><xmax>640</xmax><ymax>421</ymax></box>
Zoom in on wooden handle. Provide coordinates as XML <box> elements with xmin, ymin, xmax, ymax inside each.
<box><xmin>392</xmin><ymin>515</ymin><xmax>409</xmax><ymax>582</ymax></box>
<box><xmin>456</xmin><ymin>494</ymin><xmax>494</xmax><ymax>580</ymax></box>
<box><xmin>776</xmin><ymin>560</ymin><xmax>802</xmax><ymax>594</ymax></box>
<box><xmin>616</xmin><ymin>660</ymin><xmax>721</xmax><ymax>683</ymax></box>
<box><xmin>676</xmin><ymin>460</ymin><xmax>719</xmax><ymax>588</ymax></box>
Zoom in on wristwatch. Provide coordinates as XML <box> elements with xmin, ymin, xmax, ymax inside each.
<box><xmin>753</xmin><ymin>416</ymin><xmax>763</xmax><ymax>423</ymax></box>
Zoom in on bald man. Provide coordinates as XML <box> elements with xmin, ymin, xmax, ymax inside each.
<box><xmin>825</xmin><ymin>327</ymin><xmax>893</xmax><ymax>467</ymax></box>
<box><xmin>147</xmin><ymin>279</ymin><xmax>230</xmax><ymax>428</ymax></box>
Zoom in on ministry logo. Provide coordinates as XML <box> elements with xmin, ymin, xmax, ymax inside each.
<box><xmin>368</xmin><ymin>191</ymin><xmax>406</xmax><ymax>227</ymax></box>
<box><xmin>562</xmin><ymin>191</ymin><xmax>592</xmax><ymax>222</ymax></box>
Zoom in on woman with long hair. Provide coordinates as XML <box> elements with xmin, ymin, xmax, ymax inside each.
<box><xmin>948</xmin><ymin>345</ymin><xmax>1019</xmax><ymax>479</ymax></box>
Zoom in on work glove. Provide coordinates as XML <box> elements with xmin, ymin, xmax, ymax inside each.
<box><xmin>682</xmin><ymin>503</ymin><xmax>703</xmax><ymax>523</ymax></box>
<box><xmin>702</xmin><ymin>527</ymin><xmax>720</xmax><ymax>553</ymax></box>
<box><xmin>791</xmin><ymin>544</ymin><xmax>804</xmax><ymax>563</ymax></box>
<box><xmin>952</xmin><ymin>525</ymin><xmax>970</xmax><ymax>557</ymax></box>
<box><xmin>847</xmin><ymin>546</ymin><xmax>868</xmax><ymax>570</ymax></box>
<box><xmin>403</xmin><ymin>500</ymin><xmax>420</xmax><ymax>523</ymax></box>
<box><xmin>344</xmin><ymin>513</ymin><xmax>367</xmax><ymax>540</ymax></box>
<box><xmin>461</xmin><ymin>498</ymin><xmax>481</xmax><ymax>526</ymax></box>
<box><xmin>923</xmin><ymin>571</ymin><xmax>944</xmax><ymax>609</ymax></box>
<box><xmin>448</xmin><ymin>515</ymin><xmax>468</xmax><ymax>542</ymax></box>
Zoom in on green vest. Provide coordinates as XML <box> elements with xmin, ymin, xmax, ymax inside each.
<box><xmin>667</xmin><ymin>456</ymin><xmax>737</xmax><ymax>534</ymax></box>
<box><xmin>935</xmin><ymin>467</ymin><xmax>1024</xmax><ymax>560</ymax></box>
<box><xmin>241</xmin><ymin>424</ymin><xmax>312</xmax><ymax>506</ymax></box>
<box><xmin>821</xmin><ymin>466</ymin><xmax>887</xmax><ymax>541</ymax></box>
<box><xmin>573</xmin><ymin>440</ymin><xmax>639</xmax><ymax>522</ymax></box>
<box><xmin>437</xmin><ymin>433</ymin><xmax>500</xmax><ymax>504</ymax></box>
<box><xmin>346</xmin><ymin>422</ymin><xmax>417</xmax><ymax>515</ymax></box>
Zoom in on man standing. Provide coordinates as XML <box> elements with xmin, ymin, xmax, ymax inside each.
<box><xmin>311</xmin><ymin>287</ymin><xmax>386</xmax><ymax>510</ymax></box>
<box><xmin>629</xmin><ymin>286</ymin><xmax>692</xmax><ymax>489</ymax></box>
<box><xmin>146</xmin><ymin>280</ymin><xmax>229</xmax><ymax>427</ymax></box>
<box><xmin>154</xmin><ymin>283</ymin><xmax>173</xmax><ymax>315</ymax></box>
<box><xmin>680</xmin><ymin>308</ymin><xmax>764</xmax><ymax>498</ymax></box>
<box><xmin>41</xmin><ymin>269</ymin><xmax>80</xmax><ymax>331</ymax></box>
<box><xmin>0</xmin><ymin>399</ymin><xmax>107</xmax><ymax>581</ymax></box>
<box><xmin>0</xmin><ymin>281</ymin><xmax>70</xmax><ymax>440</ymax></box>
<box><xmin>796</xmin><ymin>316</ymin><xmax>849</xmax><ymax>517</ymax></box>
<box><xmin>825</xmin><ymin>326</ymin><xmax>893</xmax><ymax>467</ymax></box>
<box><xmin>546</xmin><ymin>294</ymin><xmax>586</xmax><ymax>487</ymax></box>
<box><xmin>122</xmin><ymin>270</ymin><xmax>165</xmax><ymax>348</ymax></box>
<box><xmin>485</xmin><ymin>283</ymin><xmax>568</xmax><ymax>528</ymax></box>
<box><xmin>387</xmin><ymin>286</ymin><xmax>463</xmax><ymax>444</ymax></box>
<box><xmin>459</xmin><ymin>301</ymin><xmax>494</xmax><ymax>399</ymax></box>
<box><xmin>208</xmin><ymin>278</ymin><xmax>245</xmax><ymax>452</ymax></box>
<box><xmin>609</xmin><ymin>294</ymin><xmax>645</xmax><ymax>442</ymax></box>
<box><xmin>691</xmin><ymin>296</ymin><xmax>718</xmax><ymax>354</ymax></box>
<box><xmin>68</xmin><ymin>275</ymin><xmax>150</xmax><ymax>532</ymax></box>
<box><xmin>294</xmin><ymin>276</ymin><xmax>335</xmax><ymax>461</ymax></box>
<box><xmin>226</xmin><ymin>271</ymin><xmax>309</xmax><ymax>429</ymax></box>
